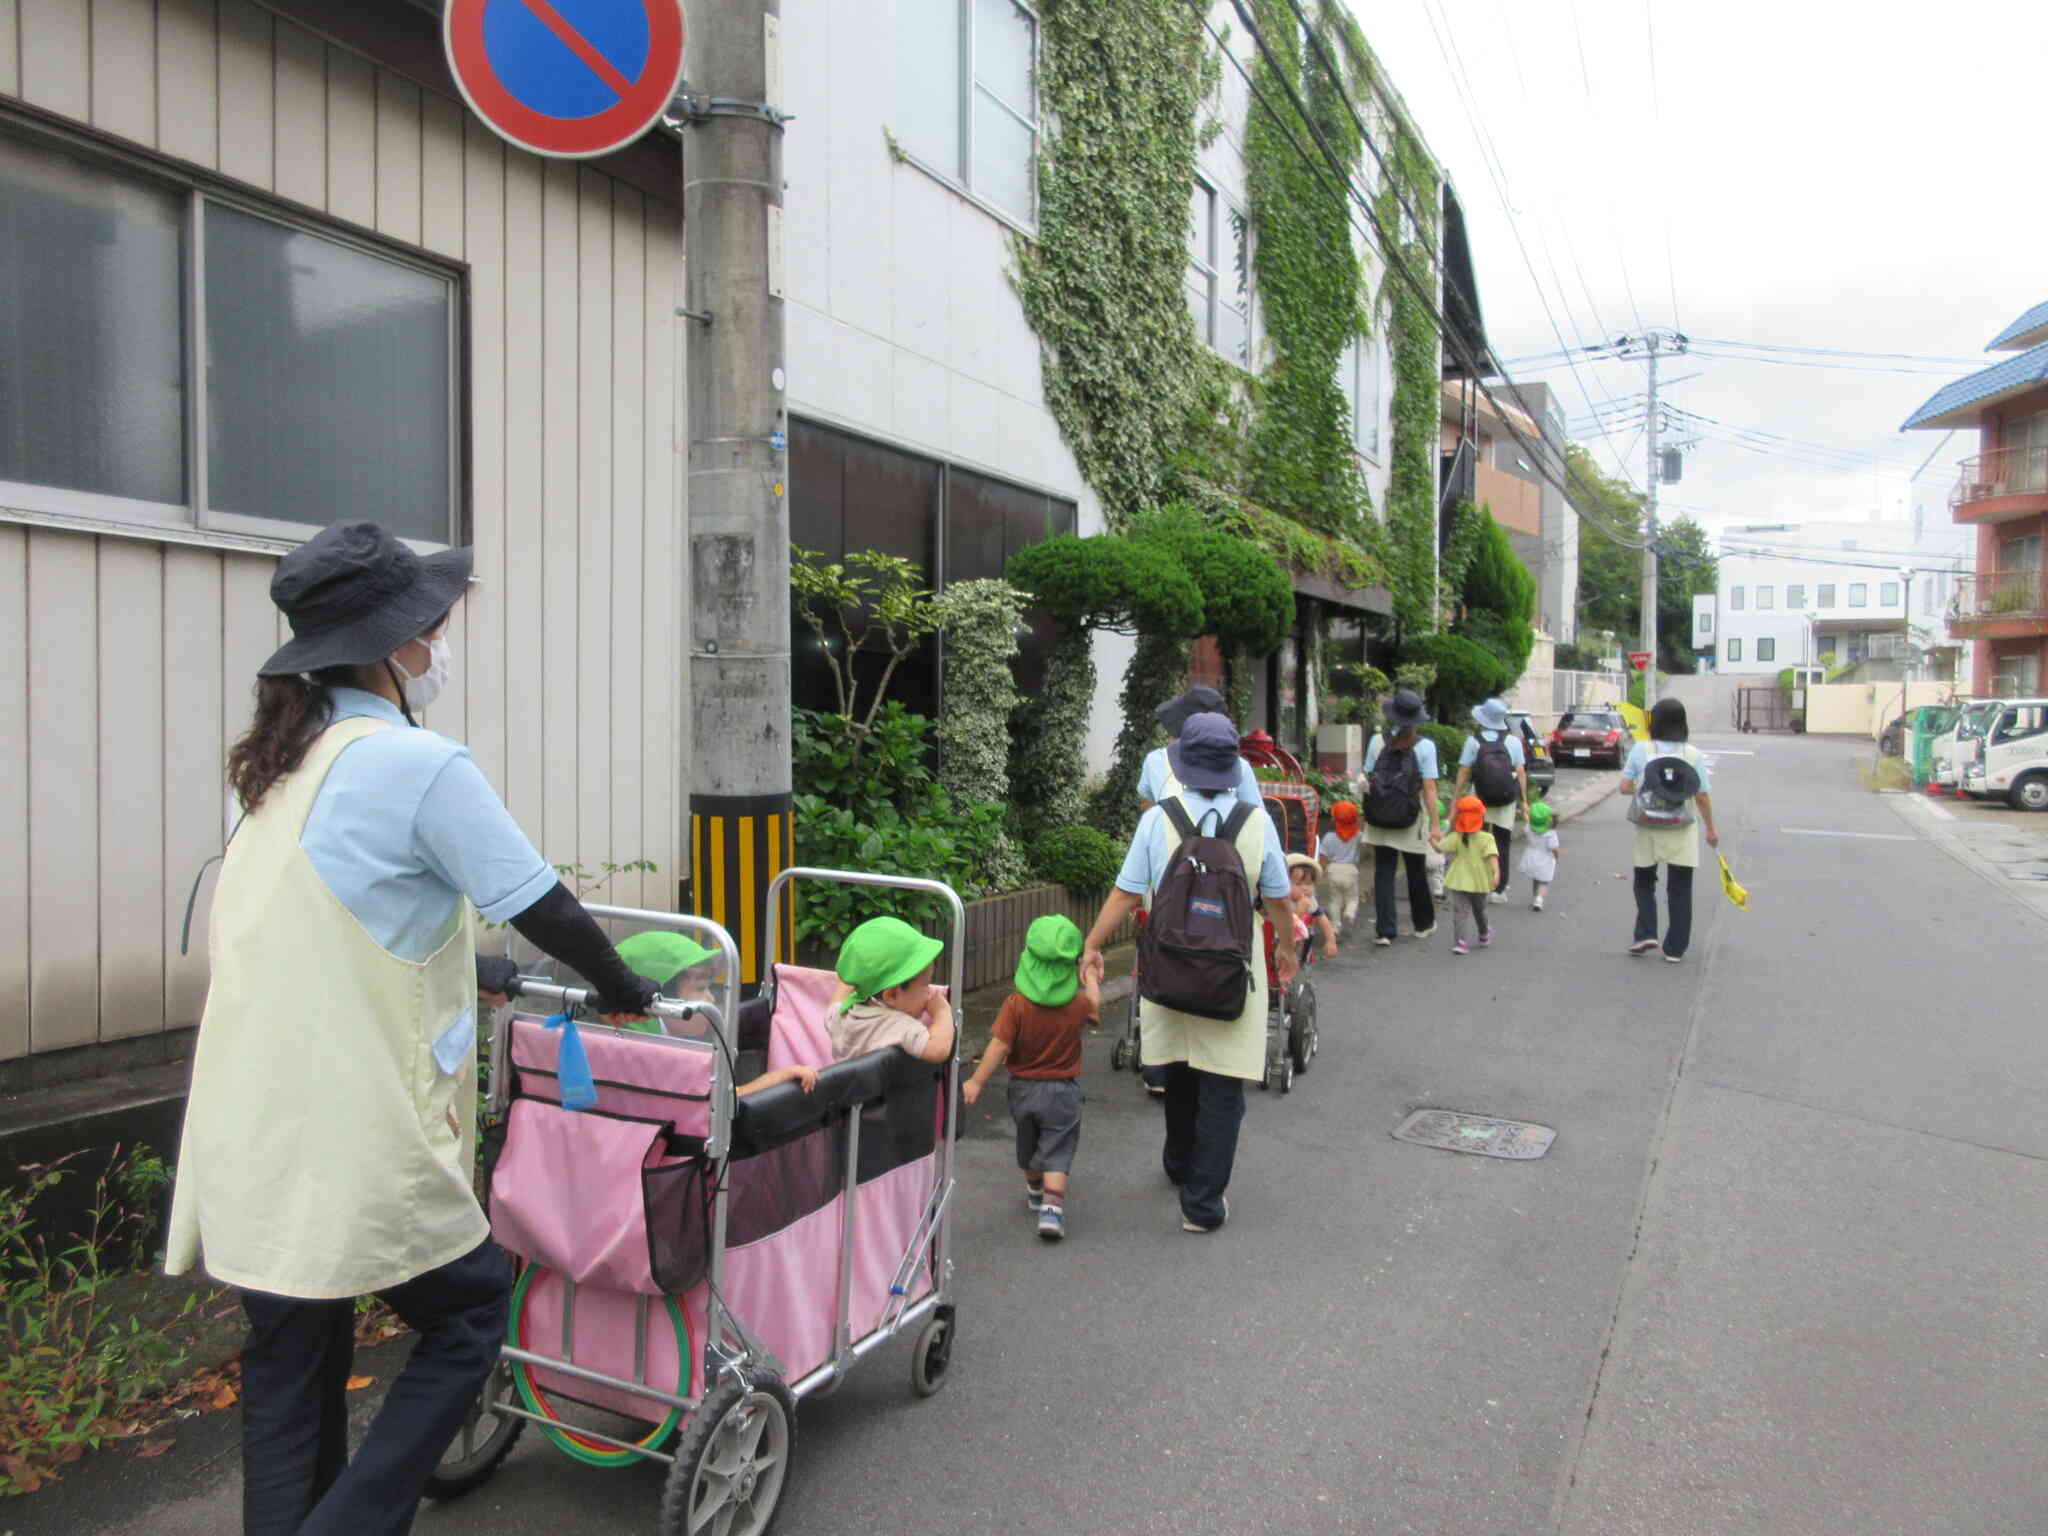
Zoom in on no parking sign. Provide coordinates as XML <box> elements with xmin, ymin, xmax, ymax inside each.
<box><xmin>445</xmin><ymin>0</ymin><xmax>686</xmax><ymax>160</ymax></box>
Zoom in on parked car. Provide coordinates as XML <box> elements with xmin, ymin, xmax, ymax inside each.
<box><xmin>1550</xmin><ymin>708</ymin><xmax>1631</xmax><ymax>768</ymax></box>
<box><xmin>1508</xmin><ymin>711</ymin><xmax>1556</xmax><ymax>797</ymax></box>
<box><xmin>1960</xmin><ymin>699</ymin><xmax>2048</xmax><ymax>810</ymax></box>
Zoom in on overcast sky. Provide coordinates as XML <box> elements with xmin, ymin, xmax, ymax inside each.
<box><xmin>1346</xmin><ymin>0</ymin><xmax>2048</xmax><ymax>556</ymax></box>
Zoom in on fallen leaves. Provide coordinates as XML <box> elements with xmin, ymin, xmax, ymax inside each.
<box><xmin>345</xmin><ymin>1375</ymin><xmax>374</xmax><ymax>1392</ymax></box>
<box><xmin>135</xmin><ymin>1438</ymin><xmax>174</xmax><ymax>1459</ymax></box>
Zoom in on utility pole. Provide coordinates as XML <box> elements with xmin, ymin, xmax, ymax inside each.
<box><xmin>680</xmin><ymin>0</ymin><xmax>792</xmax><ymax>987</ymax></box>
<box><xmin>1615</xmin><ymin>328</ymin><xmax>1688</xmax><ymax>705</ymax></box>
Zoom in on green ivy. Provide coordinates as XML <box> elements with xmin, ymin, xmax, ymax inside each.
<box><xmin>1243</xmin><ymin>0</ymin><xmax>1371</xmax><ymax>541</ymax></box>
<box><xmin>1008</xmin><ymin>626</ymin><xmax>1095</xmax><ymax>841</ymax></box>
<box><xmin>1012</xmin><ymin>1</ymin><xmax>1223</xmax><ymax>526</ymax></box>
<box><xmin>930</xmin><ymin>579</ymin><xmax>1028</xmax><ymax>806</ymax></box>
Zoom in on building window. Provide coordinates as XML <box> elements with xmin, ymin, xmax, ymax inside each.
<box><xmin>1186</xmin><ymin>176</ymin><xmax>1249</xmax><ymax>368</ymax></box>
<box><xmin>1817</xmin><ymin>583</ymin><xmax>1836</xmax><ymax>608</ymax></box>
<box><xmin>1757</xmin><ymin>637</ymin><xmax>1775</xmax><ymax>662</ymax></box>
<box><xmin>897</xmin><ymin>0</ymin><xmax>1040</xmax><ymax>225</ymax></box>
<box><xmin>1880</xmin><ymin>581</ymin><xmax>1900</xmax><ymax>607</ymax></box>
<box><xmin>1698</xmin><ymin>612</ymin><xmax>1713</xmax><ymax>634</ymax></box>
<box><xmin>1729</xmin><ymin>586</ymin><xmax>1745</xmax><ymax>610</ymax></box>
<box><xmin>1994</xmin><ymin>652</ymin><xmax>2042</xmax><ymax>696</ymax></box>
<box><xmin>1338</xmin><ymin>334</ymin><xmax>1382</xmax><ymax>459</ymax></box>
<box><xmin>0</xmin><ymin>129</ymin><xmax>458</xmax><ymax>546</ymax></box>
<box><xmin>1849</xmin><ymin>583</ymin><xmax>1868</xmax><ymax>607</ymax></box>
<box><xmin>1757</xmin><ymin>585</ymin><xmax>1774</xmax><ymax>610</ymax></box>
<box><xmin>1786</xmin><ymin>584</ymin><xmax>1806</xmax><ymax>609</ymax></box>
<box><xmin>1726</xmin><ymin>638</ymin><xmax>1742</xmax><ymax>661</ymax></box>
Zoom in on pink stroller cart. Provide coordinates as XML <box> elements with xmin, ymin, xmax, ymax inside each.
<box><xmin>430</xmin><ymin>871</ymin><xmax>963</xmax><ymax>1535</ymax></box>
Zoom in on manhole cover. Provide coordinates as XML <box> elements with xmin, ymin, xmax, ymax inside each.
<box><xmin>1392</xmin><ymin>1109</ymin><xmax>1555</xmax><ymax>1160</ymax></box>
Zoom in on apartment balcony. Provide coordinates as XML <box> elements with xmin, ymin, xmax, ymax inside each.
<box><xmin>1950</xmin><ymin>446</ymin><xmax>2048</xmax><ymax>523</ymax></box>
<box><xmin>1948</xmin><ymin>567</ymin><xmax>2048</xmax><ymax>638</ymax></box>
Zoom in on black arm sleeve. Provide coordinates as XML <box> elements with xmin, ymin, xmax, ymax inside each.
<box><xmin>505</xmin><ymin>883</ymin><xmax>661</xmax><ymax>1016</ymax></box>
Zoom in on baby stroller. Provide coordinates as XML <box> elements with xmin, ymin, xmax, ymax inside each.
<box><xmin>432</xmin><ymin>873</ymin><xmax>963</xmax><ymax>1535</ymax></box>
<box><xmin>1259</xmin><ymin>921</ymin><xmax>1319</xmax><ymax>1093</ymax></box>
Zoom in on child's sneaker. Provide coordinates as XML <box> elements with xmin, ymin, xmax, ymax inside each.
<box><xmin>1531</xmin><ymin>893</ymin><xmax>1544</xmax><ymax>911</ymax></box>
<box><xmin>1479</xmin><ymin>931</ymin><xmax>1494</xmax><ymax>947</ymax></box>
<box><xmin>1452</xmin><ymin>941</ymin><xmax>1470</xmax><ymax>956</ymax></box>
<box><xmin>1037</xmin><ymin>1205</ymin><xmax>1065</xmax><ymax>1241</ymax></box>
<box><xmin>1025</xmin><ymin>1185</ymin><xmax>1044</xmax><ymax>1213</ymax></box>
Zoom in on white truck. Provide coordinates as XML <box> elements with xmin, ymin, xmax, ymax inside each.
<box><xmin>1960</xmin><ymin>698</ymin><xmax>2048</xmax><ymax>810</ymax></box>
<box><xmin>1932</xmin><ymin>700</ymin><xmax>2001</xmax><ymax>790</ymax></box>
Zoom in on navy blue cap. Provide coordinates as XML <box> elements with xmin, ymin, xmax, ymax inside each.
<box><xmin>1167</xmin><ymin>711</ymin><xmax>1242</xmax><ymax>792</ymax></box>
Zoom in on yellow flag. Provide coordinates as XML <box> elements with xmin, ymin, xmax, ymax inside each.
<box><xmin>1617</xmin><ymin>701</ymin><xmax>1650</xmax><ymax>743</ymax></box>
<box><xmin>1718</xmin><ymin>853</ymin><xmax>1749</xmax><ymax>910</ymax></box>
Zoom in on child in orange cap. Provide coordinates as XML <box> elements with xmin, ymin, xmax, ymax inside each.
<box><xmin>1441</xmin><ymin>795</ymin><xmax>1501</xmax><ymax>955</ymax></box>
<box><xmin>1316</xmin><ymin>801</ymin><xmax>1362</xmax><ymax>936</ymax></box>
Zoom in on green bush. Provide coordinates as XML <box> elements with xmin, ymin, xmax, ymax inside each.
<box><xmin>1133</xmin><ymin>503</ymin><xmax>1294</xmax><ymax>655</ymax></box>
<box><xmin>1005</xmin><ymin>533</ymin><xmax>1203</xmax><ymax>637</ymax></box>
<box><xmin>1403</xmin><ymin>632</ymin><xmax>1512</xmax><ymax>722</ymax></box>
<box><xmin>1554</xmin><ymin>640</ymin><xmax>1604</xmax><ymax>671</ymax></box>
<box><xmin>1031</xmin><ymin>825</ymin><xmax>1124</xmax><ymax>893</ymax></box>
<box><xmin>1416</xmin><ymin>723</ymin><xmax>1469</xmax><ymax>782</ymax></box>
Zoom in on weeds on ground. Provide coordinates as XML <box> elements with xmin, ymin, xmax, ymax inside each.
<box><xmin>0</xmin><ymin>1147</ymin><xmax>194</xmax><ymax>1495</ymax></box>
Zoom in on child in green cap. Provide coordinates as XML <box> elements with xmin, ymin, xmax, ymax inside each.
<box><xmin>616</xmin><ymin>931</ymin><xmax>818</xmax><ymax>1095</ymax></box>
<box><xmin>1519</xmin><ymin>798</ymin><xmax>1560</xmax><ymax>911</ymax></box>
<box><xmin>960</xmin><ymin>914</ymin><xmax>1098</xmax><ymax>1242</ymax></box>
<box><xmin>827</xmin><ymin>915</ymin><xmax>955</xmax><ymax>1065</ymax></box>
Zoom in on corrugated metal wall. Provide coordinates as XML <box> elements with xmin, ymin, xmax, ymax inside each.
<box><xmin>0</xmin><ymin>0</ymin><xmax>685</xmax><ymax>1060</ymax></box>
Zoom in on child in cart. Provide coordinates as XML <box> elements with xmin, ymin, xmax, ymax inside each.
<box><xmin>1519</xmin><ymin>799</ymin><xmax>1561</xmax><ymax>911</ymax></box>
<box><xmin>1286</xmin><ymin>854</ymin><xmax>1340</xmax><ymax>960</ymax></box>
<box><xmin>961</xmin><ymin>915</ymin><xmax>1098</xmax><ymax>1242</ymax></box>
<box><xmin>828</xmin><ymin>915</ymin><xmax>957</xmax><ymax>1064</ymax></box>
<box><xmin>615</xmin><ymin>931</ymin><xmax>819</xmax><ymax>1095</ymax></box>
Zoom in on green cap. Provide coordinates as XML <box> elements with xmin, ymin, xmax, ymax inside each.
<box><xmin>615</xmin><ymin>931</ymin><xmax>720</xmax><ymax>985</ymax></box>
<box><xmin>834</xmin><ymin>916</ymin><xmax>944</xmax><ymax>1013</ymax></box>
<box><xmin>1013</xmin><ymin>914</ymin><xmax>1082</xmax><ymax>1008</ymax></box>
<box><xmin>1529</xmin><ymin>800</ymin><xmax>1554</xmax><ymax>833</ymax></box>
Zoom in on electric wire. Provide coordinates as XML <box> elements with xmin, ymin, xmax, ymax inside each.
<box><xmin>1213</xmin><ymin>0</ymin><xmax>1652</xmax><ymax>549</ymax></box>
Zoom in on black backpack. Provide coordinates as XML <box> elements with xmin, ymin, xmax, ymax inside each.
<box><xmin>1471</xmin><ymin>733</ymin><xmax>1519</xmax><ymax>807</ymax></box>
<box><xmin>1362</xmin><ymin>739</ymin><xmax>1424</xmax><ymax>828</ymax></box>
<box><xmin>1137</xmin><ymin>798</ymin><xmax>1256</xmax><ymax>1022</ymax></box>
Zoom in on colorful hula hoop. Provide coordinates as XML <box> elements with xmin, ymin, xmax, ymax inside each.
<box><xmin>506</xmin><ymin>1263</ymin><xmax>692</xmax><ymax>1468</ymax></box>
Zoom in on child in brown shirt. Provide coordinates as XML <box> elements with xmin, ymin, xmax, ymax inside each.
<box><xmin>962</xmin><ymin>914</ymin><xmax>1099</xmax><ymax>1242</ymax></box>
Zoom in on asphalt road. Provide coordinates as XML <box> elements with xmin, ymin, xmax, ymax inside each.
<box><xmin>24</xmin><ymin>736</ymin><xmax>2048</xmax><ymax>1535</ymax></box>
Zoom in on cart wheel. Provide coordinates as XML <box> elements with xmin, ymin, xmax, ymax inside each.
<box><xmin>659</xmin><ymin>1375</ymin><xmax>797</xmax><ymax>1536</ymax></box>
<box><xmin>425</xmin><ymin>1365</ymin><xmax>524</xmax><ymax>1499</ymax></box>
<box><xmin>1291</xmin><ymin>983</ymin><xmax>1318</xmax><ymax>1074</ymax></box>
<box><xmin>910</xmin><ymin>1308</ymin><xmax>954</xmax><ymax>1398</ymax></box>
<box><xmin>1279</xmin><ymin>1053</ymin><xmax>1294</xmax><ymax>1094</ymax></box>
<box><xmin>1110</xmin><ymin>1038</ymin><xmax>1129</xmax><ymax>1072</ymax></box>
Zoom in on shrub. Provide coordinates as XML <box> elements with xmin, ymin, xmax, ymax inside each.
<box><xmin>1403</xmin><ymin>632</ymin><xmax>1512</xmax><ymax>721</ymax></box>
<box><xmin>1005</xmin><ymin>533</ymin><xmax>1203</xmax><ymax>637</ymax></box>
<box><xmin>1555</xmin><ymin>640</ymin><xmax>1604</xmax><ymax>671</ymax></box>
<box><xmin>791</xmin><ymin>792</ymin><xmax>1010</xmax><ymax>955</ymax></box>
<box><xmin>1031</xmin><ymin>825</ymin><xmax>1124</xmax><ymax>894</ymax></box>
<box><xmin>1416</xmin><ymin>723</ymin><xmax>1469</xmax><ymax>784</ymax></box>
<box><xmin>930</xmin><ymin>579</ymin><xmax>1027</xmax><ymax>806</ymax></box>
<box><xmin>789</xmin><ymin>546</ymin><xmax>939</xmax><ymax>746</ymax></box>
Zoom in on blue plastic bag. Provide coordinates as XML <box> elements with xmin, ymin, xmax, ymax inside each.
<box><xmin>542</xmin><ymin>1012</ymin><xmax>598</xmax><ymax>1112</ymax></box>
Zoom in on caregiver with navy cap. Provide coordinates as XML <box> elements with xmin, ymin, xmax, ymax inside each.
<box><xmin>165</xmin><ymin>520</ymin><xmax>659</xmax><ymax>1536</ymax></box>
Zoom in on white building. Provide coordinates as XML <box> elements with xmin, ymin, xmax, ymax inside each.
<box><xmin>1693</xmin><ymin>519</ymin><xmax>1973</xmax><ymax>678</ymax></box>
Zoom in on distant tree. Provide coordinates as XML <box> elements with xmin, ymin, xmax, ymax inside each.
<box><xmin>1654</xmin><ymin>517</ymin><xmax>1718</xmax><ymax>673</ymax></box>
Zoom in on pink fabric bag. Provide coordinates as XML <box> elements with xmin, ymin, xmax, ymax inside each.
<box><xmin>489</xmin><ymin>1099</ymin><xmax>682</xmax><ymax>1294</ymax></box>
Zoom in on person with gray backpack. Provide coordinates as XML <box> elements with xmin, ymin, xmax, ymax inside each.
<box><xmin>1619</xmin><ymin>698</ymin><xmax>1720</xmax><ymax>963</ymax></box>
<box><xmin>1082</xmin><ymin>713</ymin><xmax>1296</xmax><ymax>1233</ymax></box>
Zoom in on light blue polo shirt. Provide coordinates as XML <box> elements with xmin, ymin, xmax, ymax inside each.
<box><xmin>1363</xmin><ymin>732</ymin><xmax>1441</xmax><ymax>781</ymax></box>
<box><xmin>1456</xmin><ymin>729</ymin><xmax>1526</xmax><ymax>769</ymax></box>
<box><xmin>298</xmin><ymin>689</ymin><xmax>556</xmax><ymax>961</ymax></box>
<box><xmin>1115</xmin><ymin>788</ymin><xmax>1290</xmax><ymax>901</ymax></box>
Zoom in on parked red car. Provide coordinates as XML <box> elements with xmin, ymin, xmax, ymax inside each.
<box><xmin>1549</xmin><ymin>708</ymin><xmax>1631</xmax><ymax>768</ymax></box>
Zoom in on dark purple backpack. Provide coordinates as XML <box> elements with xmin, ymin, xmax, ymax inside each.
<box><xmin>1137</xmin><ymin>798</ymin><xmax>1256</xmax><ymax>1022</ymax></box>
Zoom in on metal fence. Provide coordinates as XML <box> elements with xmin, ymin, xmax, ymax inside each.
<box><xmin>1551</xmin><ymin>668</ymin><xmax>1629</xmax><ymax>713</ymax></box>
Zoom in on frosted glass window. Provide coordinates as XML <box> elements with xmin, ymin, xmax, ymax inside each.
<box><xmin>970</xmin><ymin>96</ymin><xmax>1035</xmax><ymax>221</ymax></box>
<box><xmin>204</xmin><ymin>203</ymin><xmax>453</xmax><ymax>543</ymax></box>
<box><xmin>1756</xmin><ymin>585</ymin><xmax>1773</xmax><ymax>609</ymax></box>
<box><xmin>1352</xmin><ymin>336</ymin><xmax>1382</xmax><ymax>457</ymax></box>
<box><xmin>896</xmin><ymin>0</ymin><xmax>962</xmax><ymax>177</ymax></box>
<box><xmin>0</xmin><ymin>135</ymin><xmax>185</xmax><ymax>506</ymax></box>
<box><xmin>974</xmin><ymin>0</ymin><xmax>1034</xmax><ymax>113</ymax></box>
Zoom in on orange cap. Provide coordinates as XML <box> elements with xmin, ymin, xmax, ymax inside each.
<box><xmin>1331</xmin><ymin>799</ymin><xmax>1358</xmax><ymax>829</ymax></box>
<box><xmin>1452</xmin><ymin>795</ymin><xmax>1486</xmax><ymax>834</ymax></box>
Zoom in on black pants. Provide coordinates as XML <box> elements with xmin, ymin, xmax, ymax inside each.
<box><xmin>1373</xmin><ymin>843</ymin><xmax>1435</xmax><ymax>937</ymax></box>
<box><xmin>1160</xmin><ymin>1063</ymin><xmax>1245</xmax><ymax>1229</ymax></box>
<box><xmin>1632</xmin><ymin>863</ymin><xmax>1695</xmax><ymax>958</ymax></box>
<box><xmin>1491</xmin><ymin>824</ymin><xmax>1513</xmax><ymax>892</ymax></box>
<box><xmin>239</xmin><ymin>1238</ymin><xmax>513</xmax><ymax>1536</ymax></box>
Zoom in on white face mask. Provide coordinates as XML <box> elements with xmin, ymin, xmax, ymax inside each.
<box><xmin>395</xmin><ymin>633</ymin><xmax>451</xmax><ymax>714</ymax></box>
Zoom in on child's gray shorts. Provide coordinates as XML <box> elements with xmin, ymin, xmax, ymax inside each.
<box><xmin>1007</xmin><ymin>1078</ymin><xmax>1083</xmax><ymax>1173</ymax></box>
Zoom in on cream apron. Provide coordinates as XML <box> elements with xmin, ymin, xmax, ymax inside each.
<box><xmin>1137</xmin><ymin>795</ymin><xmax>1271</xmax><ymax>1082</ymax></box>
<box><xmin>165</xmin><ymin>717</ymin><xmax>485</xmax><ymax>1299</ymax></box>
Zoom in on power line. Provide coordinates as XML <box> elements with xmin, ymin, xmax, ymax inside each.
<box><xmin>1216</xmin><ymin>0</ymin><xmax>1652</xmax><ymax>550</ymax></box>
<box><xmin>1642</xmin><ymin>0</ymin><xmax>1682</xmax><ymax>335</ymax></box>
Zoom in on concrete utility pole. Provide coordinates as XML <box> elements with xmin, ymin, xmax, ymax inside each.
<box><xmin>680</xmin><ymin>0</ymin><xmax>791</xmax><ymax>986</ymax></box>
<box><xmin>1616</xmin><ymin>328</ymin><xmax>1688</xmax><ymax>705</ymax></box>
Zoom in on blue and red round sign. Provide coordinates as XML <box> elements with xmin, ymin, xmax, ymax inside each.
<box><xmin>445</xmin><ymin>0</ymin><xmax>685</xmax><ymax>160</ymax></box>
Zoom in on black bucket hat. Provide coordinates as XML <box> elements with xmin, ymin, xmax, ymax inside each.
<box><xmin>1156</xmin><ymin>685</ymin><xmax>1225</xmax><ymax>738</ymax></box>
<box><xmin>1384</xmin><ymin>688</ymin><xmax>1427</xmax><ymax>728</ymax></box>
<box><xmin>258</xmin><ymin>520</ymin><xmax>472</xmax><ymax>677</ymax></box>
